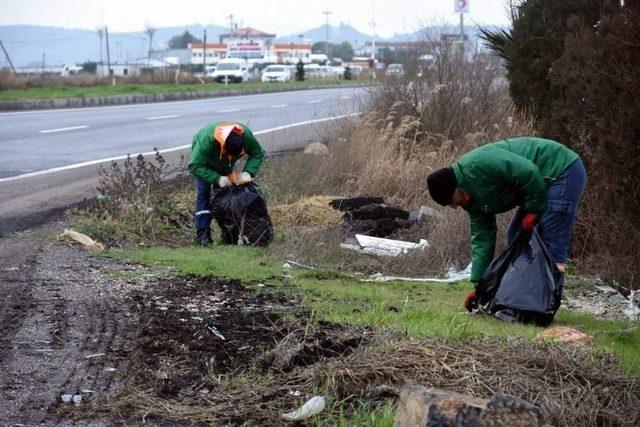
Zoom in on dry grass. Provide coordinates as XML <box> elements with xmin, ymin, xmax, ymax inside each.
<box><xmin>269</xmin><ymin>196</ymin><xmax>343</xmax><ymax>228</ymax></box>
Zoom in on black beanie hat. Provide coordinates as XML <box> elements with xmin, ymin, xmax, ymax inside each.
<box><xmin>225</xmin><ymin>132</ymin><xmax>244</xmax><ymax>156</ymax></box>
<box><xmin>427</xmin><ymin>167</ymin><xmax>457</xmax><ymax>206</ymax></box>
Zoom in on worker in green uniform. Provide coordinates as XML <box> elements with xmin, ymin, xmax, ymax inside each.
<box><xmin>426</xmin><ymin>137</ymin><xmax>586</xmax><ymax>312</ymax></box>
<box><xmin>188</xmin><ymin>121</ymin><xmax>266</xmax><ymax>246</ymax></box>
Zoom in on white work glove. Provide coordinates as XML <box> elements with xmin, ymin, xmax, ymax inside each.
<box><xmin>218</xmin><ymin>176</ymin><xmax>232</xmax><ymax>188</ymax></box>
<box><xmin>239</xmin><ymin>172</ymin><xmax>253</xmax><ymax>184</ymax></box>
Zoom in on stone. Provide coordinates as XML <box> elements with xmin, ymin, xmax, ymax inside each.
<box><xmin>534</xmin><ymin>326</ymin><xmax>592</xmax><ymax>345</ymax></box>
<box><xmin>303</xmin><ymin>142</ymin><xmax>329</xmax><ymax>156</ymax></box>
<box><xmin>394</xmin><ymin>385</ymin><xmax>543</xmax><ymax>427</ymax></box>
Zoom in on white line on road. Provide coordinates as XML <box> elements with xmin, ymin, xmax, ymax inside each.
<box><xmin>39</xmin><ymin>125</ymin><xmax>89</xmax><ymax>134</ymax></box>
<box><xmin>307</xmin><ymin>100</ymin><xmax>322</xmax><ymax>104</ymax></box>
<box><xmin>270</xmin><ymin>104</ymin><xmax>287</xmax><ymax>108</ymax></box>
<box><xmin>340</xmin><ymin>96</ymin><xmax>351</xmax><ymax>100</ymax></box>
<box><xmin>217</xmin><ymin>108</ymin><xmax>239</xmax><ymax>113</ymax></box>
<box><xmin>0</xmin><ymin>113</ymin><xmax>361</xmax><ymax>184</ymax></box>
<box><xmin>146</xmin><ymin>114</ymin><xmax>180</xmax><ymax>120</ymax></box>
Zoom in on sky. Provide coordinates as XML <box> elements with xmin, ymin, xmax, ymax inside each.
<box><xmin>0</xmin><ymin>0</ymin><xmax>510</xmax><ymax>37</ymax></box>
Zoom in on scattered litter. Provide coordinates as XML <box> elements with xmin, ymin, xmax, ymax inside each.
<box><xmin>282</xmin><ymin>395</ymin><xmax>327</xmax><ymax>421</ymax></box>
<box><xmin>81</xmin><ymin>389</ymin><xmax>96</xmax><ymax>394</ymax></box>
<box><xmin>34</xmin><ymin>349</ymin><xmax>55</xmax><ymax>353</ymax></box>
<box><xmin>288</xmin><ymin>390</ymin><xmax>302</xmax><ymax>397</ymax></box>
<box><xmin>341</xmin><ymin>234</ymin><xmax>428</xmax><ymax>257</ymax></box>
<box><xmin>256</xmin><ymin>283</ymin><xmax>266</xmax><ymax>288</ymax></box>
<box><xmin>200</xmin><ymin>388</ymin><xmax>210</xmax><ymax>395</ymax></box>
<box><xmin>534</xmin><ymin>327</ymin><xmax>593</xmax><ymax>344</ymax></box>
<box><xmin>190</xmin><ymin>316</ymin><xmax>203</xmax><ymax>321</ymax></box>
<box><xmin>623</xmin><ymin>290</ymin><xmax>640</xmax><ymax>321</ymax></box>
<box><xmin>285</xmin><ymin>260</ymin><xmax>316</xmax><ymax>270</ymax></box>
<box><xmin>366</xmin><ymin>265</ymin><xmax>471</xmax><ymax>284</ymax></box>
<box><xmin>61</xmin><ymin>394</ymin><xmax>73</xmax><ymax>404</ymax></box>
<box><xmin>330</xmin><ymin>197</ymin><xmax>385</xmax><ymax>211</ymax></box>
<box><xmin>104</xmin><ymin>367</ymin><xmax>117</xmax><ymax>372</ymax></box>
<box><xmin>2</xmin><ymin>267</ymin><xmax>19</xmax><ymax>271</ymax></box>
<box><xmin>283</xmin><ymin>263</ymin><xmax>292</xmax><ymax>271</ymax></box>
<box><xmin>84</xmin><ymin>353</ymin><xmax>106</xmax><ymax>359</ymax></box>
<box><xmin>73</xmin><ymin>394</ymin><xmax>83</xmax><ymax>405</ymax></box>
<box><xmin>58</xmin><ymin>228</ymin><xmax>105</xmax><ymax>252</ymax></box>
<box><xmin>205</xmin><ymin>325</ymin><xmax>226</xmax><ymax>341</ymax></box>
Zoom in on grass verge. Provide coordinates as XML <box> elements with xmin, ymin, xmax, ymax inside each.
<box><xmin>125</xmin><ymin>244</ymin><xmax>640</xmax><ymax>375</ymax></box>
<box><xmin>0</xmin><ymin>79</ymin><xmax>362</xmax><ymax>101</ymax></box>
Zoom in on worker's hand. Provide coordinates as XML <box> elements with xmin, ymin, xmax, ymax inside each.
<box><xmin>522</xmin><ymin>213</ymin><xmax>538</xmax><ymax>232</ymax></box>
<box><xmin>239</xmin><ymin>172</ymin><xmax>253</xmax><ymax>184</ymax></box>
<box><xmin>463</xmin><ymin>289</ymin><xmax>478</xmax><ymax>312</ymax></box>
<box><xmin>218</xmin><ymin>176</ymin><xmax>232</xmax><ymax>188</ymax></box>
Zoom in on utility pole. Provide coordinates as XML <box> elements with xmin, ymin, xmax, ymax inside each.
<box><xmin>96</xmin><ymin>27</ymin><xmax>104</xmax><ymax>76</ymax></box>
<box><xmin>459</xmin><ymin>12</ymin><xmax>464</xmax><ymax>39</ymax></box>
<box><xmin>105</xmin><ymin>25</ymin><xmax>112</xmax><ymax>77</ymax></box>
<box><xmin>0</xmin><ymin>40</ymin><xmax>16</xmax><ymax>74</ymax></box>
<box><xmin>203</xmin><ymin>29</ymin><xmax>207</xmax><ymax>74</ymax></box>
<box><xmin>370</xmin><ymin>3</ymin><xmax>376</xmax><ymax>61</ymax></box>
<box><xmin>41</xmin><ymin>50</ymin><xmax>46</xmax><ymax>74</ymax></box>
<box><xmin>144</xmin><ymin>23</ymin><xmax>156</xmax><ymax>65</ymax></box>
<box><xmin>323</xmin><ymin>10</ymin><xmax>332</xmax><ymax>61</ymax></box>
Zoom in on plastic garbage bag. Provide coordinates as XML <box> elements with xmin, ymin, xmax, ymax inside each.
<box><xmin>476</xmin><ymin>227</ymin><xmax>562</xmax><ymax>326</ymax></box>
<box><xmin>211</xmin><ymin>182</ymin><xmax>274</xmax><ymax>246</ymax></box>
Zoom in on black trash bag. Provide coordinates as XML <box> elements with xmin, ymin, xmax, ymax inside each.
<box><xmin>476</xmin><ymin>227</ymin><xmax>563</xmax><ymax>326</ymax></box>
<box><xmin>210</xmin><ymin>182</ymin><xmax>274</xmax><ymax>246</ymax></box>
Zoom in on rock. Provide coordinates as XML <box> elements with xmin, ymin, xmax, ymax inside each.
<box><xmin>303</xmin><ymin>142</ymin><xmax>329</xmax><ymax>156</ymax></box>
<box><xmin>394</xmin><ymin>385</ymin><xmax>543</xmax><ymax>427</ymax></box>
<box><xmin>534</xmin><ymin>326</ymin><xmax>592</xmax><ymax>344</ymax></box>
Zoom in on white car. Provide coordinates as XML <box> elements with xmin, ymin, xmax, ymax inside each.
<box><xmin>212</xmin><ymin>59</ymin><xmax>249</xmax><ymax>83</ymax></box>
<box><xmin>385</xmin><ymin>63</ymin><xmax>405</xmax><ymax>77</ymax></box>
<box><xmin>261</xmin><ymin>65</ymin><xmax>291</xmax><ymax>83</ymax></box>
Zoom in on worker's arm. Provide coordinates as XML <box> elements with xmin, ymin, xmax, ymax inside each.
<box><xmin>503</xmin><ymin>153</ymin><xmax>546</xmax><ymax>214</ymax></box>
<box><xmin>242</xmin><ymin>128</ymin><xmax>266</xmax><ymax>177</ymax></box>
<box><xmin>188</xmin><ymin>136</ymin><xmax>220</xmax><ymax>185</ymax></box>
<box><xmin>469</xmin><ymin>212</ymin><xmax>498</xmax><ymax>283</ymax></box>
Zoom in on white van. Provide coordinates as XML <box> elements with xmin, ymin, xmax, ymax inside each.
<box><xmin>212</xmin><ymin>58</ymin><xmax>249</xmax><ymax>83</ymax></box>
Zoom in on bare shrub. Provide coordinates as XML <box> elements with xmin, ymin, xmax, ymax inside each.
<box><xmin>71</xmin><ymin>151</ymin><xmax>193</xmax><ymax>247</ymax></box>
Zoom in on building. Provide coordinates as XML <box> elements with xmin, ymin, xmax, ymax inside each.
<box><xmin>188</xmin><ymin>43</ymin><xmax>227</xmax><ymax>65</ymax></box>
<box><xmin>273</xmin><ymin>43</ymin><xmax>311</xmax><ymax>64</ymax></box>
<box><xmin>150</xmin><ymin>48</ymin><xmax>191</xmax><ymax>66</ymax></box>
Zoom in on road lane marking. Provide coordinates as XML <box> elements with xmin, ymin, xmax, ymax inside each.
<box><xmin>340</xmin><ymin>96</ymin><xmax>351</xmax><ymax>100</ymax></box>
<box><xmin>270</xmin><ymin>104</ymin><xmax>287</xmax><ymax>108</ymax></box>
<box><xmin>147</xmin><ymin>114</ymin><xmax>180</xmax><ymax>120</ymax></box>
<box><xmin>39</xmin><ymin>125</ymin><xmax>89</xmax><ymax>134</ymax></box>
<box><xmin>0</xmin><ymin>87</ymin><xmax>366</xmax><ymax>117</ymax></box>
<box><xmin>0</xmin><ymin>113</ymin><xmax>361</xmax><ymax>183</ymax></box>
<box><xmin>217</xmin><ymin>108</ymin><xmax>240</xmax><ymax>113</ymax></box>
<box><xmin>307</xmin><ymin>100</ymin><xmax>322</xmax><ymax>104</ymax></box>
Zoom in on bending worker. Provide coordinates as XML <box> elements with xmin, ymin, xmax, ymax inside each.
<box><xmin>426</xmin><ymin>137</ymin><xmax>586</xmax><ymax>311</ymax></box>
<box><xmin>188</xmin><ymin>121</ymin><xmax>266</xmax><ymax>246</ymax></box>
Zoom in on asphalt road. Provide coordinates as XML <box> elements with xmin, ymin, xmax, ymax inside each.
<box><xmin>0</xmin><ymin>86</ymin><xmax>365</xmax><ymax>233</ymax></box>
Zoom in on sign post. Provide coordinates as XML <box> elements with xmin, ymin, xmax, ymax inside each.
<box><xmin>454</xmin><ymin>0</ymin><xmax>469</xmax><ymax>38</ymax></box>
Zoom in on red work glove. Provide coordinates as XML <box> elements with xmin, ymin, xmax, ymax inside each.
<box><xmin>522</xmin><ymin>213</ymin><xmax>538</xmax><ymax>232</ymax></box>
<box><xmin>463</xmin><ymin>289</ymin><xmax>478</xmax><ymax>312</ymax></box>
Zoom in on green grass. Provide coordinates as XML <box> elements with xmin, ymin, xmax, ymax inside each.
<box><xmin>124</xmin><ymin>244</ymin><xmax>640</xmax><ymax>375</ymax></box>
<box><xmin>0</xmin><ymin>79</ymin><xmax>363</xmax><ymax>101</ymax></box>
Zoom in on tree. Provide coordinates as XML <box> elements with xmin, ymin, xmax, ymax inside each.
<box><xmin>479</xmin><ymin>0</ymin><xmax>601</xmax><ymax>133</ymax></box>
<box><xmin>295</xmin><ymin>59</ymin><xmax>305</xmax><ymax>81</ymax></box>
<box><xmin>144</xmin><ymin>23</ymin><xmax>156</xmax><ymax>61</ymax></box>
<box><xmin>81</xmin><ymin>61</ymin><xmax>97</xmax><ymax>74</ymax></box>
<box><xmin>168</xmin><ymin>31</ymin><xmax>202</xmax><ymax>49</ymax></box>
<box><xmin>343</xmin><ymin>66</ymin><xmax>352</xmax><ymax>80</ymax></box>
<box><xmin>311</xmin><ymin>41</ymin><xmax>355</xmax><ymax>61</ymax></box>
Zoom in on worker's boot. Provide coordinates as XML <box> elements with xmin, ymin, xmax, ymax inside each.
<box><xmin>195</xmin><ymin>227</ymin><xmax>213</xmax><ymax>246</ymax></box>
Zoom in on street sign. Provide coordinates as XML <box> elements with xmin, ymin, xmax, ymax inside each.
<box><xmin>227</xmin><ymin>40</ymin><xmax>265</xmax><ymax>59</ymax></box>
<box><xmin>454</xmin><ymin>0</ymin><xmax>470</xmax><ymax>13</ymax></box>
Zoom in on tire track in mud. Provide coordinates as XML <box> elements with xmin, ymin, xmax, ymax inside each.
<box><xmin>0</xmin><ymin>234</ymin><xmax>144</xmax><ymax>425</ymax></box>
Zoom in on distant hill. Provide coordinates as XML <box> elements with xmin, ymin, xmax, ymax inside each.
<box><xmin>0</xmin><ymin>24</ymin><xmax>227</xmax><ymax>68</ymax></box>
<box><xmin>277</xmin><ymin>23</ymin><xmax>376</xmax><ymax>47</ymax></box>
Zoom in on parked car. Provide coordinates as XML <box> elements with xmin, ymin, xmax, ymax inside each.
<box><xmin>261</xmin><ymin>65</ymin><xmax>291</xmax><ymax>82</ymax></box>
<box><xmin>385</xmin><ymin>63</ymin><xmax>405</xmax><ymax>77</ymax></box>
<box><xmin>211</xmin><ymin>58</ymin><xmax>249</xmax><ymax>83</ymax></box>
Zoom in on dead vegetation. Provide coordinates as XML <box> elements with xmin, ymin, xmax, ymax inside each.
<box><xmin>74</xmin><ymin>275</ymin><xmax>639</xmax><ymax>426</ymax></box>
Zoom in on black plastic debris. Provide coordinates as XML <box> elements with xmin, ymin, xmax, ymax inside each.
<box><xmin>476</xmin><ymin>227</ymin><xmax>563</xmax><ymax>326</ymax></box>
<box><xmin>211</xmin><ymin>183</ymin><xmax>274</xmax><ymax>246</ymax></box>
<box><xmin>329</xmin><ymin>196</ymin><xmax>385</xmax><ymax>212</ymax></box>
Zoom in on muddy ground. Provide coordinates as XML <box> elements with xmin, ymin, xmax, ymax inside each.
<box><xmin>0</xmin><ymin>223</ymin><xmax>366</xmax><ymax>426</ymax></box>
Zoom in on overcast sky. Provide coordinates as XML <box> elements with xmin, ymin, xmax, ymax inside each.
<box><xmin>0</xmin><ymin>0</ymin><xmax>510</xmax><ymax>37</ymax></box>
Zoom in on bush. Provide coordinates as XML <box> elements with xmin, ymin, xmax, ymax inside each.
<box><xmin>295</xmin><ymin>60</ymin><xmax>305</xmax><ymax>82</ymax></box>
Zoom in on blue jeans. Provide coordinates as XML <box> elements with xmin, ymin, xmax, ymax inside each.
<box><xmin>195</xmin><ymin>178</ymin><xmax>213</xmax><ymax>230</ymax></box>
<box><xmin>508</xmin><ymin>159</ymin><xmax>587</xmax><ymax>263</ymax></box>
